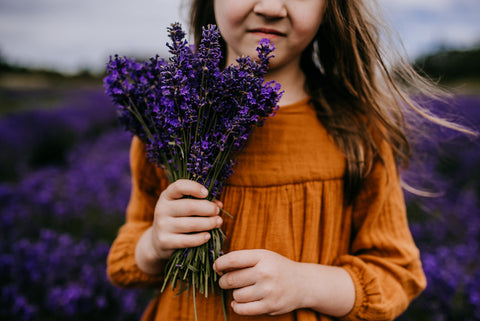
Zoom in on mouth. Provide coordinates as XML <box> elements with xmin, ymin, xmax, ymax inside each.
<box><xmin>248</xmin><ymin>28</ymin><xmax>286</xmax><ymax>38</ymax></box>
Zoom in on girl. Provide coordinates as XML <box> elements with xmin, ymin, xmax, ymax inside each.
<box><xmin>106</xmin><ymin>0</ymin><xmax>449</xmax><ymax>320</ymax></box>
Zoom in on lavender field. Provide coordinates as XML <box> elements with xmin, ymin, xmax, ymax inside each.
<box><xmin>0</xmin><ymin>80</ymin><xmax>479</xmax><ymax>320</ymax></box>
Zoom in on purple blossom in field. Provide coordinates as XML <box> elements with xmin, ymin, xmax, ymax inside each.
<box><xmin>403</xmin><ymin>189</ymin><xmax>480</xmax><ymax>320</ymax></box>
<box><xmin>0</xmin><ymin>86</ymin><xmax>150</xmax><ymax>320</ymax></box>
<box><xmin>0</xmin><ymin>129</ymin><xmax>131</xmax><ymax>245</ymax></box>
<box><xmin>0</xmin><ymin>87</ymin><xmax>118</xmax><ymax>182</ymax></box>
<box><xmin>1</xmin><ymin>229</ymin><xmax>147</xmax><ymax>320</ymax></box>
<box><xmin>399</xmin><ymin>95</ymin><xmax>480</xmax><ymax>320</ymax></box>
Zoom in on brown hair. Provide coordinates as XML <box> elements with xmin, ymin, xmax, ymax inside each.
<box><xmin>189</xmin><ymin>0</ymin><xmax>474</xmax><ymax>204</ymax></box>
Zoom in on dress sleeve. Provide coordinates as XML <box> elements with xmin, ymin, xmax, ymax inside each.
<box><xmin>335</xmin><ymin>140</ymin><xmax>427</xmax><ymax>321</ymax></box>
<box><xmin>107</xmin><ymin>136</ymin><xmax>169</xmax><ymax>288</ymax></box>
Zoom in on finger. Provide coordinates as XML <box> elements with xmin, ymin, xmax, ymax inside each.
<box><xmin>163</xmin><ymin>179</ymin><xmax>209</xmax><ymax>200</ymax></box>
<box><xmin>212</xmin><ymin>199</ymin><xmax>223</xmax><ymax>208</ymax></box>
<box><xmin>159</xmin><ymin>232</ymin><xmax>212</xmax><ymax>250</ymax></box>
<box><xmin>167</xmin><ymin>198</ymin><xmax>220</xmax><ymax>217</ymax></box>
<box><xmin>232</xmin><ymin>285</ymin><xmax>264</xmax><ymax>303</ymax></box>
<box><xmin>214</xmin><ymin>250</ymin><xmax>263</xmax><ymax>274</ymax></box>
<box><xmin>231</xmin><ymin>299</ymin><xmax>266</xmax><ymax>316</ymax></box>
<box><xmin>218</xmin><ymin>267</ymin><xmax>256</xmax><ymax>290</ymax></box>
<box><xmin>171</xmin><ymin>216</ymin><xmax>222</xmax><ymax>233</ymax></box>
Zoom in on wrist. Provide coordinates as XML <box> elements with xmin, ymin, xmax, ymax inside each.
<box><xmin>297</xmin><ymin>263</ymin><xmax>355</xmax><ymax>317</ymax></box>
<box><xmin>135</xmin><ymin>227</ymin><xmax>167</xmax><ymax>275</ymax></box>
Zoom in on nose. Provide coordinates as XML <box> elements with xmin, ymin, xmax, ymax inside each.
<box><xmin>253</xmin><ymin>0</ymin><xmax>287</xmax><ymax>19</ymax></box>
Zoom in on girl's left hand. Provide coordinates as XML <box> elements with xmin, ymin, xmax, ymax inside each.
<box><xmin>213</xmin><ymin>249</ymin><xmax>305</xmax><ymax>316</ymax></box>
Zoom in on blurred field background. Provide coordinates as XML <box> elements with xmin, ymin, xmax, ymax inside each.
<box><xmin>1</xmin><ymin>46</ymin><xmax>479</xmax><ymax>320</ymax></box>
<box><xmin>1</xmin><ymin>0</ymin><xmax>480</xmax><ymax>319</ymax></box>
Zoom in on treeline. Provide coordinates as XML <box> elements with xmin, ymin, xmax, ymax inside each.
<box><xmin>1</xmin><ymin>46</ymin><xmax>480</xmax><ymax>83</ymax></box>
<box><xmin>0</xmin><ymin>54</ymin><xmax>102</xmax><ymax>83</ymax></box>
<box><xmin>414</xmin><ymin>46</ymin><xmax>480</xmax><ymax>82</ymax></box>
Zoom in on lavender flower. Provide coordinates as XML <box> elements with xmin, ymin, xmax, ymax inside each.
<box><xmin>104</xmin><ymin>22</ymin><xmax>282</xmax><ymax>319</ymax></box>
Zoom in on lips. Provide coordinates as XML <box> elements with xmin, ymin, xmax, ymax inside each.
<box><xmin>248</xmin><ymin>28</ymin><xmax>286</xmax><ymax>38</ymax></box>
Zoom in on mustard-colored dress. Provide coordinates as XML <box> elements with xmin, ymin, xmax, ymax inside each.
<box><xmin>107</xmin><ymin>98</ymin><xmax>426</xmax><ymax>321</ymax></box>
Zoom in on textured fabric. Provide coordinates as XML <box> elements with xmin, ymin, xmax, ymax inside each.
<box><xmin>107</xmin><ymin>98</ymin><xmax>426</xmax><ymax>321</ymax></box>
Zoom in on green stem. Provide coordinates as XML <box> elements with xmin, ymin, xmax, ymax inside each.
<box><xmin>193</xmin><ymin>276</ymin><xmax>198</xmax><ymax>321</ymax></box>
<box><xmin>221</xmin><ymin>289</ymin><xmax>228</xmax><ymax>321</ymax></box>
<box><xmin>126</xmin><ymin>98</ymin><xmax>153</xmax><ymax>140</ymax></box>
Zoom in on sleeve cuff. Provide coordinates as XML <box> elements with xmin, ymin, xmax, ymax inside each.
<box><xmin>107</xmin><ymin>222</ymin><xmax>165</xmax><ymax>288</ymax></box>
<box><xmin>335</xmin><ymin>255</ymin><xmax>391</xmax><ymax>321</ymax></box>
<box><xmin>338</xmin><ymin>260</ymin><xmax>367</xmax><ymax>321</ymax></box>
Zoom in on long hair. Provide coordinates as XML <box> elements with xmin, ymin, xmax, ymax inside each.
<box><xmin>189</xmin><ymin>0</ymin><xmax>474</xmax><ymax>204</ymax></box>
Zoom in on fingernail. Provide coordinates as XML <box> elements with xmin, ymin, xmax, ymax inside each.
<box><xmin>214</xmin><ymin>264</ymin><xmax>223</xmax><ymax>275</ymax></box>
<box><xmin>205</xmin><ymin>233</ymin><xmax>211</xmax><ymax>241</ymax></box>
<box><xmin>201</xmin><ymin>188</ymin><xmax>209</xmax><ymax>198</ymax></box>
<box><xmin>216</xmin><ymin>217</ymin><xmax>222</xmax><ymax>226</ymax></box>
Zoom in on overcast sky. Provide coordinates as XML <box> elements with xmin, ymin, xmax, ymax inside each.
<box><xmin>0</xmin><ymin>0</ymin><xmax>479</xmax><ymax>73</ymax></box>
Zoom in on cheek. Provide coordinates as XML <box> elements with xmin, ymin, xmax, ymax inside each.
<box><xmin>292</xmin><ymin>12</ymin><xmax>324</xmax><ymax>45</ymax></box>
<box><xmin>214</xmin><ymin>1</ymin><xmax>245</xmax><ymax>33</ymax></box>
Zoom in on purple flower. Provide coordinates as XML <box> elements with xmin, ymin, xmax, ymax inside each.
<box><xmin>104</xmin><ymin>22</ymin><xmax>283</xmax><ymax>315</ymax></box>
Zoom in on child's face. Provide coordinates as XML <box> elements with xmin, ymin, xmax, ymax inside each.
<box><xmin>214</xmin><ymin>0</ymin><xmax>326</xmax><ymax>71</ymax></box>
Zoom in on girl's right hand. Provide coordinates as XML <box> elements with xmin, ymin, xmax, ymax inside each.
<box><xmin>149</xmin><ymin>179</ymin><xmax>223</xmax><ymax>261</ymax></box>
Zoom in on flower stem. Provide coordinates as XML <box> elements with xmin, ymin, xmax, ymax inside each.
<box><xmin>193</xmin><ymin>276</ymin><xmax>198</xmax><ymax>321</ymax></box>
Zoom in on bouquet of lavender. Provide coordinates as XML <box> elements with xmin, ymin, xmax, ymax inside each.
<box><xmin>104</xmin><ymin>22</ymin><xmax>282</xmax><ymax>318</ymax></box>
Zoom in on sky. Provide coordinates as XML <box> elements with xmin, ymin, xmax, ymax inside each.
<box><xmin>0</xmin><ymin>0</ymin><xmax>479</xmax><ymax>74</ymax></box>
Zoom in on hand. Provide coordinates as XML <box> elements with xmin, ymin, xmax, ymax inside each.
<box><xmin>135</xmin><ymin>179</ymin><xmax>223</xmax><ymax>275</ymax></box>
<box><xmin>213</xmin><ymin>249</ymin><xmax>305</xmax><ymax>316</ymax></box>
<box><xmin>151</xmin><ymin>179</ymin><xmax>223</xmax><ymax>259</ymax></box>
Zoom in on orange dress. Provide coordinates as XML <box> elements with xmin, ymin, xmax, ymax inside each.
<box><xmin>107</xmin><ymin>98</ymin><xmax>426</xmax><ymax>321</ymax></box>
